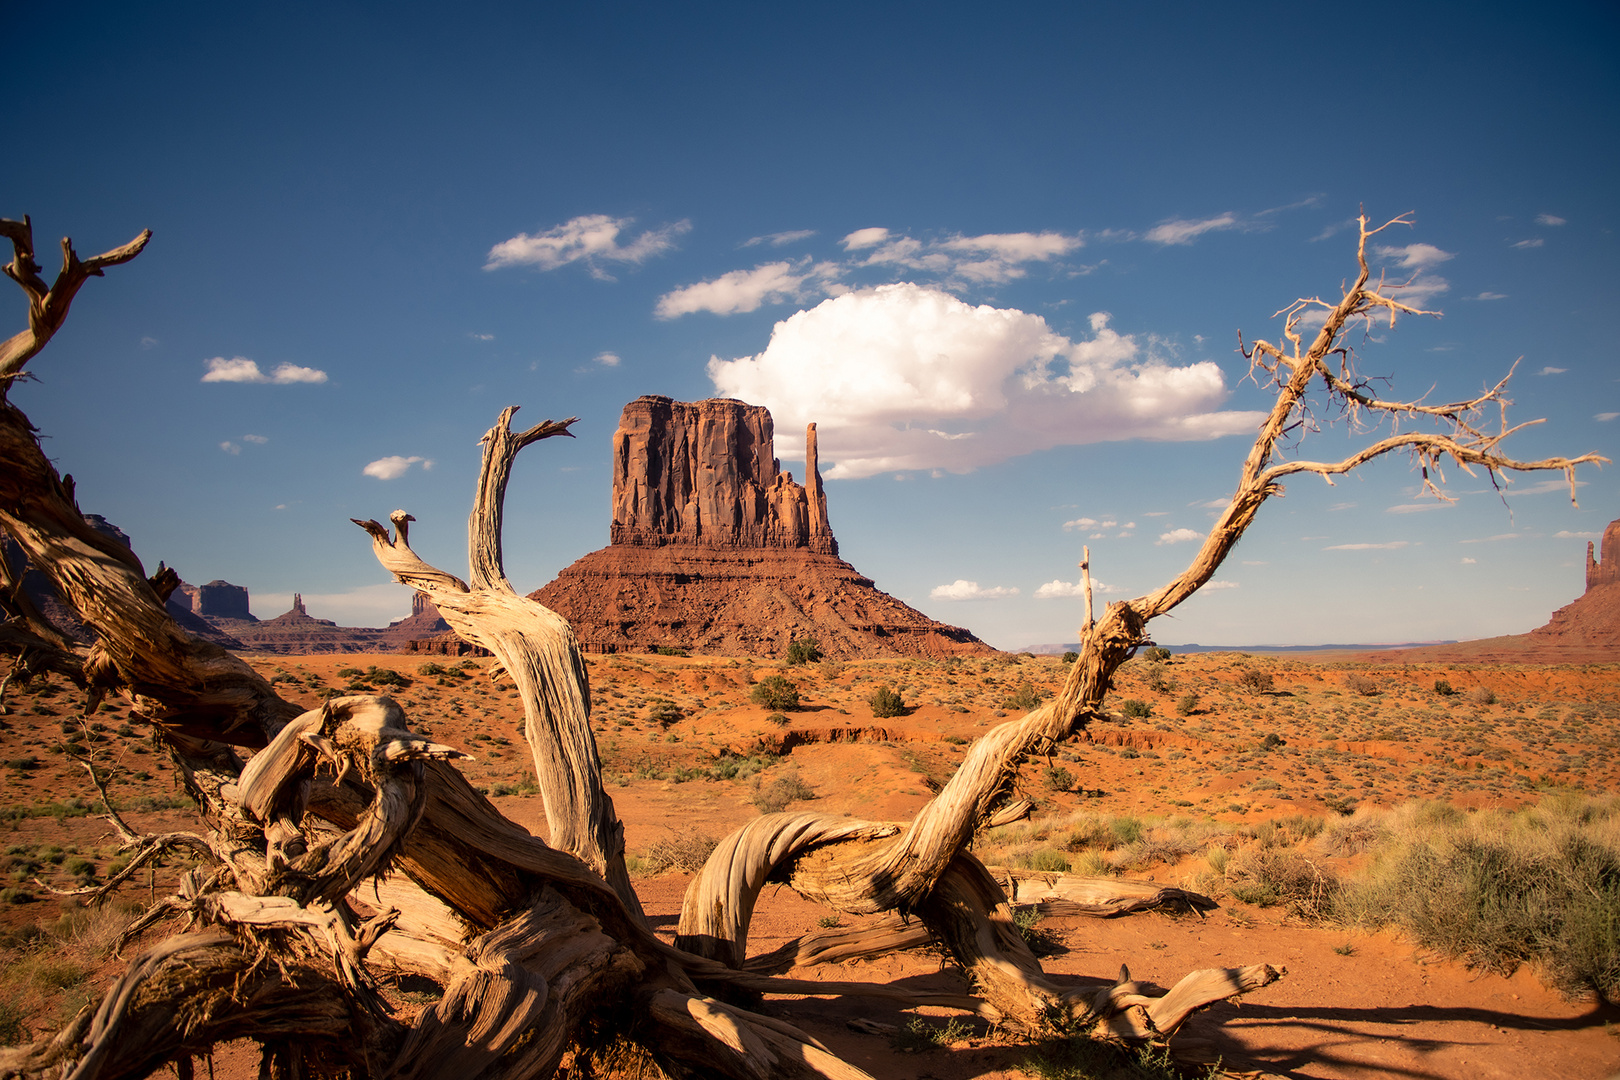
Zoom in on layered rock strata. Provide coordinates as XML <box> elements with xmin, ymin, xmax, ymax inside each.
<box><xmin>529</xmin><ymin>396</ymin><xmax>992</xmax><ymax>659</ymax></box>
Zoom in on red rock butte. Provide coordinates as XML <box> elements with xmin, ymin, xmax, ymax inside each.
<box><xmin>530</xmin><ymin>396</ymin><xmax>994</xmax><ymax>659</ymax></box>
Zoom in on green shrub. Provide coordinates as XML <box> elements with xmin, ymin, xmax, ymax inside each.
<box><xmin>765</xmin><ymin>712</ymin><xmax>791</xmax><ymax>727</ymax></box>
<box><xmin>1001</xmin><ymin>680</ymin><xmax>1041</xmax><ymax>711</ymax></box>
<box><xmin>1030</xmin><ymin>849</ymin><xmax>1070</xmax><ymax>873</ymax></box>
<box><xmin>1043</xmin><ymin>765</ymin><xmax>1074</xmax><ymax>792</ymax></box>
<box><xmin>1120</xmin><ymin>699</ymin><xmax>1152</xmax><ymax>719</ymax></box>
<box><xmin>1142</xmin><ymin>646</ymin><xmax>1171</xmax><ymax>663</ymax></box>
<box><xmin>1236</xmin><ymin>667</ymin><xmax>1274</xmax><ymax>694</ymax></box>
<box><xmin>750</xmin><ymin>675</ymin><xmax>800</xmax><ymax>711</ymax></box>
<box><xmin>1433</xmin><ymin>678</ymin><xmax>1455</xmax><ymax>696</ymax></box>
<box><xmin>785</xmin><ymin>637</ymin><xmax>822</xmax><ymax>665</ymax></box>
<box><xmin>1060</xmin><ymin>651</ymin><xmax>1079</xmax><ymax>664</ymax></box>
<box><xmin>655</xmin><ymin>645</ymin><xmax>689</xmax><ymax>657</ymax></box>
<box><xmin>1175</xmin><ymin>692</ymin><xmax>1199</xmax><ymax>717</ymax></box>
<box><xmin>753</xmin><ymin>769</ymin><xmax>815</xmax><ymax>813</ymax></box>
<box><xmin>645</xmin><ymin>699</ymin><xmax>683</xmax><ymax>726</ymax></box>
<box><xmin>869</xmin><ymin>685</ymin><xmax>905</xmax><ymax>718</ymax></box>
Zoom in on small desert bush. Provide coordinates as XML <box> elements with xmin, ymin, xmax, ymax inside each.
<box><xmin>1468</xmin><ymin>685</ymin><xmax>1497</xmax><ymax>706</ymax></box>
<box><xmin>644</xmin><ymin>699</ymin><xmax>683</xmax><ymax>726</ymax></box>
<box><xmin>753</xmin><ymin>768</ymin><xmax>816</xmax><ymax>814</ymax></box>
<box><xmin>1433</xmin><ymin>678</ymin><xmax>1455</xmax><ymax>696</ymax></box>
<box><xmin>1142</xmin><ymin>646</ymin><xmax>1171</xmax><ymax>663</ymax></box>
<box><xmin>1175</xmin><ymin>692</ymin><xmax>1199</xmax><ymax>717</ymax></box>
<box><xmin>1343</xmin><ymin>672</ymin><xmax>1380</xmax><ymax>696</ymax></box>
<box><xmin>1119</xmin><ymin>699</ymin><xmax>1152</xmax><ymax>719</ymax></box>
<box><xmin>639</xmin><ymin>828</ymin><xmax>719</xmax><ymax>875</ymax></box>
<box><xmin>1043</xmin><ymin>765</ymin><xmax>1074</xmax><ymax>792</ymax></box>
<box><xmin>655</xmin><ymin>645</ymin><xmax>689</xmax><ymax>657</ymax></box>
<box><xmin>750</xmin><ymin>674</ymin><xmax>800</xmax><ymax>711</ymax></box>
<box><xmin>1001</xmin><ymin>680</ymin><xmax>1041</xmax><ymax>711</ymax></box>
<box><xmin>1235</xmin><ymin>667</ymin><xmax>1274</xmax><ymax>694</ymax></box>
<box><xmin>1225</xmin><ymin>849</ymin><xmax>1339</xmax><ymax>919</ymax></box>
<box><xmin>1025</xmin><ymin>1033</ymin><xmax>1203</xmax><ymax>1080</ymax></box>
<box><xmin>1061</xmin><ymin>651</ymin><xmax>1078</xmax><ymax>664</ymax></box>
<box><xmin>869</xmin><ymin>684</ymin><xmax>905</xmax><ymax>718</ymax></box>
<box><xmin>784</xmin><ymin>637</ymin><xmax>822</xmax><ymax>665</ymax></box>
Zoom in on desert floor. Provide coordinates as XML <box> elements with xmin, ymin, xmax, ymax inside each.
<box><xmin>2</xmin><ymin>649</ymin><xmax>1617</xmax><ymax>1078</ymax></box>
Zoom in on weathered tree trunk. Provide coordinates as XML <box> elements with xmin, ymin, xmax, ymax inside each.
<box><xmin>0</xmin><ymin>212</ymin><xmax>1605</xmax><ymax>1080</ymax></box>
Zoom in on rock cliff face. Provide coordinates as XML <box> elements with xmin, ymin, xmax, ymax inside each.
<box><xmin>610</xmin><ymin>396</ymin><xmax>836</xmax><ymax>555</ymax></box>
<box><xmin>1586</xmin><ymin>519</ymin><xmax>1620</xmax><ymax>591</ymax></box>
<box><xmin>529</xmin><ymin>396</ymin><xmax>992</xmax><ymax>660</ymax></box>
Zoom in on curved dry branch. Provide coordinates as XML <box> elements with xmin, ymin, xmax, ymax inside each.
<box><xmin>356</xmin><ymin>406</ymin><xmax>639</xmax><ymax>917</ymax></box>
<box><xmin>1</xmin><ymin>216</ymin><xmax>152</xmax><ymax>391</ymax></box>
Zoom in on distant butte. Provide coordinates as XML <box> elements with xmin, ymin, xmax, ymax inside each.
<box><xmin>1360</xmin><ymin>514</ymin><xmax>1620</xmax><ymax>663</ymax></box>
<box><xmin>529</xmin><ymin>395</ymin><xmax>994</xmax><ymax>659</ymax></box>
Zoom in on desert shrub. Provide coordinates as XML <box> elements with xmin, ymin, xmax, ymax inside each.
<box><xmin>750</xmin><ymin>675</ymin><xmax>800</xmax><ymax>711</ymax></box>
<box><xmin>868</xmin><ymin>684</ymin><xmax>905</xmax><ymax>718</ymax></box>
<box><xmin>1337</xmin><ymin>799</ymin><xmax>1620</xmax><ymax>1001</ymax></box>
<box><xmin>1024</xmin><ymin>1032</ymin><xmax>1191</xmax><ymax>1080</ymax></box>
<box><xmin>1318</xmin><ymin>807</ymin><xmax>1388</xmax><ymax>856</ymax></box>
<box><xmin>367</xmin><ymin>667</ymin><xmax>408</xmax><ymax>688</ymax></box>
<box><xmin>1235</xmin><ymin>667</ymin><xmax>1274</xmax><ymax>694</ymax></box>
<box><xmin>644</xmin><ymin>699</ymin><xmax>683</xmax><ymax>726</ymax></box>
<box><xmin>1175</xmin><ymin>692</ymin><xmax>1199</xmax><ymax>717</ymax></box>
<box><xmin>640</xmin><ymin>828</ymin><xmax>719</xmax><ymax>874</ymax></box>
<box><xmin>1142</xmin><ymin>646</ymin><xmax>1171</xmax><ymax>663</ymax></box>
<box><xmin>892</xmin><ymin>1013</ymin><xmax>972</xmax><ymax>1053</ymax></box>
<box><xmin>1260</xmin><ymin>732</ymin><xmax>1286</xmax><ymax>751</ymax></box>
<box><xmin>785</xmin><ymin>637</ymin><xmax>822</xmax><ymax>665</ymax></box>
<box><xmin>417</xmin><ymin>662</ymin><xmax>447</xmax><ymax>676</ymax></box>
<box><xmin>1001</xmin><ymin>680</ymin><xmax>1041</xmax><ymax>711</ymax></box>
<box><xmin>1030</xmin><ymin>849</ymin><xmax>1070</xmax><ymax>873</ymax></box>
<box><xmin>1144</xmin><ymin>663</ymin><xmax>1173</xmax><ymax>693</ymax></box>
<box><xmin>655</xmin><ymin>645</ymin><xmax>689</xmax><ymax>657</ymax></box>
<box><xmin>1061</xmin><ymin>651</ymin><xmax>1079</xmax><ymax>664</ymax></box>
<box><xmin>1469</xmin><ymin>685</ymin><xmax>1497</xmax><ymax>706</ymax></box>
<box><xmin>753</xmin><ymin>768</ymin><xmax>815</xmax><ymax>814</ymax></box>
<box><xmin>1043</xmin><ymin>765</ymin><xmax>1074</xmax><ymax>792</ymax></box>
<box><xmin>1120</xmin><ymin>699</ymin><xmax>1152</xmax><ymax>719</ymax></box>
<box><xmin>1225</xmin><ymin>849</ymin><xmax>1339</xmax><ymax>919</ymax></box>
<box><xmin>1344</xmin><ymin>672</ymin><xmax>1380</xmax><ymax>696</ymax></box>
<box><xmin>1433</xmin><ymin>678</ymin><xmax>1455</xmax><ymax>696</ymax></box>
<box><xmin>0</xmin><ymin>999</ymin><xmax>24</xmax><ymax>1044</ymax></box>
<box><xmin>765</xmin><ymin>712</ymin><xmax>790</xmax><ymax>727</ymax></box>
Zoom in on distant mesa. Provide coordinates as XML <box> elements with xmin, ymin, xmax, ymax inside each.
<box><xmin>529</xmin><ymin>395</ymin><xmax>993</xmax><ymax>659</ymax></box>
<box><xmin>1358</xmin><ymin>513</ymin><xmax>1620</xmax><ymax>663</ymax></box>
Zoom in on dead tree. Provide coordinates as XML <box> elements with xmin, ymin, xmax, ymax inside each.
<box><xmin>0</xmin><ymin>213</ymin><xmax>1605</xmax><ymax>1079</ymax></box>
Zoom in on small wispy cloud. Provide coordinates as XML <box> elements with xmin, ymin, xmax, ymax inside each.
<box><xmin>1324</xmin><ymin>541</ymin><xmax>1411</xmax><ymax>550</ymax></box>
<box><xmin>1156</xmin><ymin>528</ymin><xmax>1204</xmax><ymax>546</ymax></box>
<box><xmin>202</xmin><ymin>357</ymin><xmax>328</xmax><ymax>384</ymax></box>
<box><xmin>484</xmin><ymin>214</ymin><xmax>690</xmax><ymax>277</ymax></box>
<box><xmin>243</xmin><ymin>434</ymin><xmax>269</xmax><ymax>444</ymax></box>
<box><xmin>364</xmin><ymin>455</ymin><xmax>434</xmax><ymax>480</ymax></box>
<box><xmin>1458</xmin><ymin>533</ymin><xmax>1520</xmax><ymax>544</ymax></box>
<box><xmin>1512</xmin><ymin>238</ymin><xmax>1545</xmax><ymax>249</ymax></box>
<box><xmin>1553</xmin><ymin>530</ymin><xmax>1600</xmax><ymax>539</ymax></box>
<box><xmin>1144</xmin><ymin>214</ymin><xmax>1238</xmax><ymax>246</ymax></box>
<box><xmin>1469</xmin><ymin>292</ymin><xmax>1508</xmax><ymax>301</ymax></box>
<box><xmin>1536</xmin><ymin>214</ymin><xmax>1567</xmax><ymax>227</ymax></box>
<box><xmin>1034</xmin><ymin>578</ymin><xmax>1123</xmax><ymax>599</ymax></box>
<box><xmin>1376</xmin><ymin>243</ymin><xmax>1454</xmax><ymax>270</ymax></box>
<box><xmin>1538</xmin><ymin>366</ymin><xmax>1568</xmax><ymax>376</ymax></box>
<box><xmin>742</xmin><ymin>229</ymin><xmax>816</xmax><ymax>248</ymax></box>
<box><xmin>656</xmin><ymin>261</ymin><xmax>820</xmax><ymax>318</ymax></box>
<box><xmin>930</xmin><ymin>579</ymin><xmax>1019</xmax><ymax>601</ymax></box>
<box><xmin>1387</xmin><ymin>502</ymin><xmax>1451</xmax><ymax>514</ymax></box>
<box><xmin>1202</xmin><ymin>580</ymin><xmax>1239</xmax><ymax>590</ymax></box>
<box><xmin>1596</xmin><ymin>412</ymin><xmax>1619</xmax><ymax>422</ymax></box>
<box><xmin>592</xmin><ymin>351</ymin><xmax>621</xmax><ymax>368</ymax></box>
<box><xmin>1461</xmin><ymin>556</ymin><xmax>1477</xmax><ymax>564</ymax></box>
<box><xmin>1328</xmin><ymin>502</ymin><xmax>1357</xmax><ymax>512</ymax></box>
<box><xmin>469</xmin><ymin>332</ymin><xmax>494</xmax><ymax>341</ymax></box>
<box><xmin>140</xmin><ymin>336</ymin><xmax>159</xmax><ymax>350</ymax></box>
<box><xmin>220</xmin><ymin>441</ymin><xmax>240</xmax><ymax>455</ymax></box>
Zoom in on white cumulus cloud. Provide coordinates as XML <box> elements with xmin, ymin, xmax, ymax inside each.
<box><xmin>484</xmin><ymin>214</ymin><xmax>689</xmax><ymax>277</ymax></box>
<box><xmin>593</xmin><ymin>351</ymin><xmax>621</xmax><ymax>368</ymax></box>
<box><xmin>1202</xmin><ymin>580</ymin><xmax>1239</xmax><ymax>590</ymax></box>
<box><xmin>656</xmin><ymin>261</ymin><xmax>816</xmax><ymax>318</ymax></box>
<box><xmin>202</xmin><ymin>357</ymin><xmax>329</xmax><ymax>384</ymax></box>
<box><xmin>1156</xmin><ymin>528</ymin><xmax>1204</xmax><ymax>546</ymax></box>
<box><xmin>364</xmin><ymin>455</ymin><xmax>433</xmax><ymax>480</ymax></box>
<box><xmin>1144</xmin><ymin>214</ymin><xmax>1238</xmax><ymax>246</ymax></box>
<box><xmin>930</xmin><ymin>580</ymin><xmax>1019</xmax><ymax>601</ymax></box>
<box><xmin>706</xmin><ymin>285</ymin><xmax>1264</xmax><ymax>479</ymax></box>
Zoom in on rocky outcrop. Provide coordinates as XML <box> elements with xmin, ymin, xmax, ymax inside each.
<box><xmin>528</xmin><ymin>396</ymin><xmax>993</xmax><ymax>660</ymax></box>
<box><xmin>1586</xmin><ymin>519</ymin><xmax>1620</xmax><ymax>590</ymax></box>
<box><xmin>174</xmin><ymin>580</ymin><xmax>255</xmax><ymax>622</ymax></box>
<box><xmin>610</xmin><ymin>396</ymin><xmax>836</xmax><ymax>555</ymax></box>
<box><xmin>216</xmin><ymin>594</ymin><xmax>387</xmax><ymax>655</ymax></box>
<box><xmin>378</xmin><ymin>591</ymin><xmax>451</xmax><ymax>648</ymax></box>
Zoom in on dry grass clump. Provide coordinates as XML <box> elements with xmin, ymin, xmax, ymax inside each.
<box><xmin>635</xmin><ymin>828</ymin><xmax>720</xmax><ymax>875</ymax></box>
<box><xmin>1223</xmin><ymin>848</ymin><xmax>1340</xmax><ymax>919</ymax></box>
<box><xmin>1336</xmin><ymin>794</ymin><xmax>1620</xmax><ymax>1002</ymax></box>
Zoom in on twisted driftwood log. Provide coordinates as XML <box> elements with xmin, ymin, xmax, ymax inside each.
<box><xmin>0</xmin><ymin>213</ymin><xmax>1605</xmax><ymax>1079</ymax></box>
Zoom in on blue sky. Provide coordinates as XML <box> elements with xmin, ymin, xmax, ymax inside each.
<box><xmin>6</xmin><ymin>2</ymin><xmax>1617</xmax><ymax>649</ymax></box>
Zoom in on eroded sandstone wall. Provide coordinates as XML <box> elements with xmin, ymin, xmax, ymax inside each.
<box><xmin>609</xmin><ymin>396</ymin><xmax>836</xmax><ymax>555</ymax></box>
